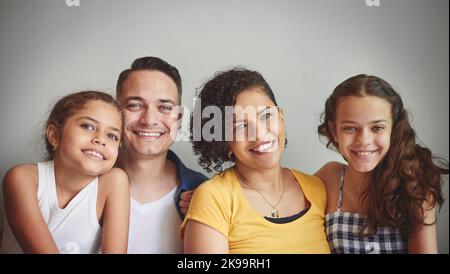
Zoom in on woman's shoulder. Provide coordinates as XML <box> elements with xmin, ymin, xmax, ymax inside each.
<box><xmin>194</xmin><ymin>168</ymin><xmax>237</xmax><ymax>197</ymax></box>
<box><xmin>289</xmin><ymin>168</ymin><xmax>327</xmax><ymax>193</ymax></box>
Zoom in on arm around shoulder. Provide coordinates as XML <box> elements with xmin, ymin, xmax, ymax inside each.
<box><xmin>314</xmin><ymin>162</ymin><xmax>344</xmax><ymax>184</ymax></box>
<box><xmin>2</xmin><ymin>165</ymin><xmax>59</xmax><ymax>253</ymax></box>
<box><xmin>98</xmin><ymin>167</ymin><xmax>130</xmax><ymax>254</ymax></box>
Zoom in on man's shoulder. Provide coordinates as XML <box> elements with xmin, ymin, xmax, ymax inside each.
<box><xmin>168</xmin><ymin>150</ymin><xmax>208</xmax><ymax>187</ymax></box>
<box><xmin>179</xmin><ymin>165</ymin><xmax>208</xmax><ymax>187</ymax></box>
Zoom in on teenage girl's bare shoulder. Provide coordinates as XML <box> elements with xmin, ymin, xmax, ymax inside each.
<box><xmin>3</xmin><ymin>164</ymin><xmax>39</xmax><ymax>196</ymax></box>
<box><xmin>314</xmin><ymin>161</ymin><xmax>345</xmax><ymax>191</ymax></box>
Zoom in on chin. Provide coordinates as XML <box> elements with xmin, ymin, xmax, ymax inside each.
<box><xmin>350</xmin><ymin>162</ymin><xmax>379</xmax><ymax>173</ymax></box>
<box><xmin>80</xmin><ymin>161</ymin><xmax>113</xmax><ymax>176</ymax></box>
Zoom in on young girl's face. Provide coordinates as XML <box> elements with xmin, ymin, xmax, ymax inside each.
<box><xmin>331</xmin><ymin>95</ymin><xmax>392</xmax><ymax>173</ymax></box>
<box><xmin>50</xmin><ymin>100</ymin><xmax>122</xmax><ymax>176</ymax></box>
<box><xmin>229</xmin><ymin>87</ymin><xmax>285</xmax><ymax>170</ymax></box>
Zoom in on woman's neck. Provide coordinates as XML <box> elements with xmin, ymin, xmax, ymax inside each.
<box><xmin>234</xmin><ymin>162</ymin><xmax>284</xmax><ymax>192</ymax></box>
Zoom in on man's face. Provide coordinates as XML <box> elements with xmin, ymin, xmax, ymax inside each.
<box><xmin>118</xmin><ymin>70</ymin><xmax>181</xmax><ymax>158</ymax></box>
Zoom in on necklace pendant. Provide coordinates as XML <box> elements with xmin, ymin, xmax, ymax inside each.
<box><xmin>271</xmin><ymin>209</ymin><xmax>279</xmax><ymax>218</ymax></box>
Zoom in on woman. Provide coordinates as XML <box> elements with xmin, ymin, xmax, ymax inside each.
<box><xmin>180</xmin><ymin>68</ymin><xmax>330</xmax><ymax>254</ymax></box>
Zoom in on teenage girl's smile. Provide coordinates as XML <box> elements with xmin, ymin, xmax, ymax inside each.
<box><xmin>332</xmin><ymin>95</ymin><xmax>392</xmax><ymax>173</ymax></box>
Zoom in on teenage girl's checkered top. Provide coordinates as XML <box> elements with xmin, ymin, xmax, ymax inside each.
<box><xmin>325</xmin><ymin>167</ymin><xmax>407</xmax><ymax>254</ymax></box>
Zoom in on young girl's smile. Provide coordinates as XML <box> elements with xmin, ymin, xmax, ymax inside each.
<box><xmin>332</xmin><ymin>95</ymin><xmax>392</xmax><ymax>173</ymax></box>
<box><xmin>51</xmin><ymin>100</ymin><xmax>122</xmax><ymax>176</ymax></box>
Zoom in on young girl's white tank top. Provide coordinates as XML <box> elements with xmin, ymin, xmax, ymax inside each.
<box><xmin>0</xmin><ymin>161</ymin><xmax>101</xmax><ymax>254</ymax></box>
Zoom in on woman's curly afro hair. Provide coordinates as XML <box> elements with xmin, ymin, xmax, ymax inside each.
<box><xmin>190</xmin><ymin>68</ymin><xmax>280</xmax><ymax>173</ymax></box>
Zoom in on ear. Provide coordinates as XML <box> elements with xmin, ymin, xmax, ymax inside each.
<box><xmin>328</xmin><ymin>121</ymin><xmax>338</xmax><ymax>143</ymax></box>
<box><xmin>278</xmin><ymin>107</ymin><xmax>284</xmax><ymax>122</ymax></box>
<box><xmin>46</xmin><ymin>124</ymin><xmax>60</xmax><ymax>150</ymax></box>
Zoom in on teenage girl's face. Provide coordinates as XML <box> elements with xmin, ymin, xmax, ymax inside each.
<box><xmin>229</xmin><ymin>87</ymin><xmax>285</xmax><ymax>170</ymax></box>
<box><xmin>118</xmin><ymin>70</ymin><xmax>181</xmax><ymax>158</ymax></box>
<box><xmin>331</xmin><ymin>95</ymin><xmax>392</xmax><ymax>173</ymax></box>
<box><xmin>50</xmin><ymin>100</ymin><xmax>122</xmax><ymax>176</ymax></box>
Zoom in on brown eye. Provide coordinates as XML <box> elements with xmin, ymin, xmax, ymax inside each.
<box><xmin>343</xmin><ymin>126</ymin><xmax>357</xmax><ymax>133</ymax></box>
<box><xmin>372</xmin><ymin>126</ymin><xmax>385</xmax><ymax>132</ymax></box>
<box><xmin>159</xmin><ymin>105</ymin><xmax>173</xmax><ymax>113</ymax></box>
<box><xmin>81</xmin><ymin>123</ymin><xmax>95</xmax><ymax>131</ymax></box>
<box><xmin>127</xmin><ymin>103</ymin><xmax>144</xmax><ymax>111</ymax></box>
<box><xmin>107</xmin><ymin>133</ymin><xmax>119</xmax><ymax>141</ymax></box>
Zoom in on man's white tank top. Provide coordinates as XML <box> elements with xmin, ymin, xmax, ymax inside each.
<box><xmin>0</xmin><ymin>161</ymin><xmax>101</xmax><ymax>254</ymax></box>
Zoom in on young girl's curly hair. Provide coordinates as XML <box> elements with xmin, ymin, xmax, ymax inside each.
<box><xmin>318</xmin><ymin>74</ymin><xmax>448</xmax><ymax>234</ymax></box>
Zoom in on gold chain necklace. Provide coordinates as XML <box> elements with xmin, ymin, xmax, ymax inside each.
<box><xmin>235</xmin><ymin>168</ymin><xmax>286</xmax><ymax>218</ymax></box>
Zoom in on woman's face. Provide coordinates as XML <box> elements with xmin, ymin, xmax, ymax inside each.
<box><xmin>331</xmin><ymin>95</ymin><xmax>392</xmax><ymax>173</ymax></box>
<box><xmin>229</xmin><ymin>87</ymin><xmax>285</xmax><ymax>170</ymax></box>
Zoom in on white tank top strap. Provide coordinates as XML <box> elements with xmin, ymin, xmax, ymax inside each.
<box><xmin>37</xmin><ymin>161</ymin><xmax>51</xmax><ymax>202</ymax></box>
<box><xmin>88</xmin><ymin>177</ymin><xmax>100</xmax><ymax>230</ymax></box>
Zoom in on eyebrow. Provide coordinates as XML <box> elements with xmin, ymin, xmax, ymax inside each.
<box><xmin>234</xmin><ymin>106</ymin><xmax>273</xmax><ymax>123</ymax></box>
<box><xmin>124</xmin><ymin>97</ymin><xmax>177</xmax><ymax>105</ymax></box>
<box><xmin>124</xmin><ymin>96</ymin><xmax>145</xmax><ymax>102</ymax></box>
<box><xmin>77</xmin><ymin>116</ymin><xmax>121</xmax><ymax>133</ymax></box>
<box><xmin>341</xmin><ymin>119</ymin><xmax>388</xmax><ymax>124</ymax></box>
<box><xmin>159</xmin><ymin>99</ymin><xmax>176</xmax><ymax>105</ymax></box>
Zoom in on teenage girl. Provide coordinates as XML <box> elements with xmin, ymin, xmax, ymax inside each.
<box><xmin>316</xmin><ymin>75</ymin><xmax>448</xmax><ymax>253</ymax></box>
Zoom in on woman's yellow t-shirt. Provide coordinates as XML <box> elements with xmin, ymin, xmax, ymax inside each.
<box><xmin>180</xmin><ymin>168</ymin><xmax>331</xmax><ymax>254</ymax></box>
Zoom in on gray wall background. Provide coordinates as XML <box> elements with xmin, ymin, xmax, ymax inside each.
<box><xmin>0</xmin><ymin>0</ymin><xmax>448</xmax><ymax>253</ymax></box>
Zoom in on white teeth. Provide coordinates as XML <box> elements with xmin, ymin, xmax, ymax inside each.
<box><xmin>83</xmin><ymin>150</ymin><xmax>104</xmax><ymax>160</ymax></box>
<box><xmin>355</xmin><ymin>151</ymin><xmax>374</xmax><ymax>156</ymax></box>
<box><xmin>136</xmin><ymin>131</ymin><xmax>162</xmax><ymax>137</ymax></box>
<box><xmin>252</xmin><ymin>141</ymin><xmax>275</xmax><ymax>153</ymax></box>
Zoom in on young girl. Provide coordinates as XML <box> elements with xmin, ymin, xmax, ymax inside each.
<box><xmin>0</xmin><ymin>91</ymin><xmax>130</xmax><ymax>254</ymax></box>
<box><xmin>316</xmin><ymin>74</ymin><xmax>448</xmax><ymax>254</ymax></box>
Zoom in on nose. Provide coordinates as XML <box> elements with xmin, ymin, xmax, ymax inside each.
<box><xmin>92</xmin><ymin>132</ymin><xmax>106</xmax><ymax>146</ymax></box>
<box><xmin>139</xmin><ymin>106</ymin><xmax>159</xmax><ymax>126</ymax></box>
<box><xmin>355</xmin><ymin>128</ymin><xmax>372</xmax><ymax>146</ymax></box>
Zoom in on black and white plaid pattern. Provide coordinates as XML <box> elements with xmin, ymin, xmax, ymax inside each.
<box><xmin>326</xmin><ymin>212</ymin><xmax>407</xmax><ymax>254</ymax></box>
<box><xmin>325</xmin><ymin>166</ymin><xmax>408</xmax><ymax>254</ymax></box>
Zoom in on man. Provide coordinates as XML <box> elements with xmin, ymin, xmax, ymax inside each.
<box><xmin>115</xmin><ymin>56</ymin><xmax>207</xmax><ymax>253</ymax></box>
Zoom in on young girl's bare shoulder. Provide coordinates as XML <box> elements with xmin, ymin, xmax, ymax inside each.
<box><xmin>3</xmin><ymin>164</ymin><xmax>39</xmax><ymax>194</ymax></box>
<box><xmin>314</xmin><ymin>161</ymin><xmax>345</xmax><ymax>189</ymax></box>
<box><xmin>97</xmin><ymin>167</ymin><xmax>129</xmax><ymax>193</ymax></box>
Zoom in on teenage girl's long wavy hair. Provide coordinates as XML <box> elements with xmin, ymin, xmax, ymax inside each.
<box><xmin>318</xmin><ymin>74</ymin><xmax>448</xmax><ymax>234</ymax></box>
